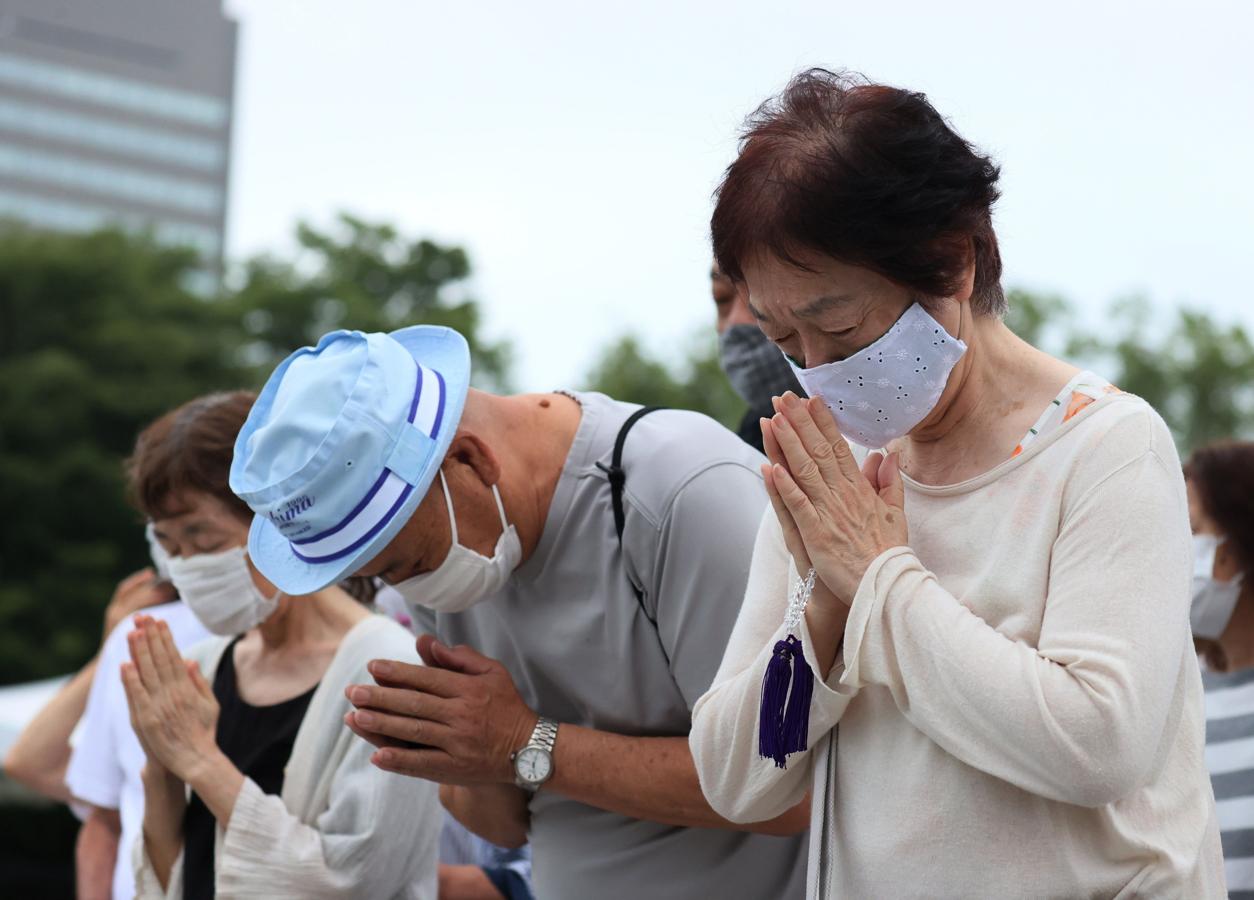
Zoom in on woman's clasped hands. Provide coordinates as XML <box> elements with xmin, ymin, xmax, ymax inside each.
<box><xmin>761</xmin><ymin>391</ymin><xmax>910</xmax><ymax>606</ymax></box>
<box><xmin>120</xmin><ymin>614</ymin><xmax>220</xmax><ymax>783</ymax></box>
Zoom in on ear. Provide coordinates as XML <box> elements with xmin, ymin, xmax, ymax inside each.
<box><xmin>954</xmin><ymin>238</ymin><xmax>977</xmax><ymax>306</ymax></box>
<box><xmin>445</xmin><ymin>431</ymin><xmax>502</xmax><ymax>489</ymax></box>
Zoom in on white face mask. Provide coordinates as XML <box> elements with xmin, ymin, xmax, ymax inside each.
<box><xmin>167</xmin><ymin>546</ymin><xmax>281</xmax><ymax>636</ymax></box>
<box><xmin>145</xmin><ymin>523</ymin><xmax>173</xmax><ymax>582</ymax></box>
<box><xmin>1191</xmin><ymin>533</ymin><xmax>1244</xmax><ymax>640</ymax></box>
<box><xmin>787</xmin><ymin>302</ymin><xmax>967</xmax><ymax>449</ymax></box>
<box><xmin>392</xmin><ymin>471</ymin><xmax>521</xmax><ymax>614</ymax></box>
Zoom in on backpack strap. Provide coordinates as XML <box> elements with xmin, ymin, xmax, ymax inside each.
<box><xmin>596</xmin><ymin>406</ymin><xmax>662</xmax><ymax>612</ymax></box>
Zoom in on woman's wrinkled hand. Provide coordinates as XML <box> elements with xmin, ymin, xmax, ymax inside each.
<box><xmin>121</xmin><ymin>615</ymin><xmax>220</xmax><ymax>782</ymax></box>
<box><xmin>761</xmin><ymin>392</ymin><xmax>909</xmax><ymax>605</ymax></box>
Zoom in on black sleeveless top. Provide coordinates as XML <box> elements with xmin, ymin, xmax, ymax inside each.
<box><xmin>183</xmin><ymin>637</ymin><xmax>317</xmax><ymax>900</ymax></box>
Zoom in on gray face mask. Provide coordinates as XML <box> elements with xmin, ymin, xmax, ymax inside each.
<box><xmin>718</xmin><ymin>324</ymin><xmax>803</xmax><ymax>409</ymax></box>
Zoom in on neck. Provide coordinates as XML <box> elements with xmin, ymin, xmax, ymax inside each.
<box><xmin>1219</xmin><ymin>585</ymin><xmax>1254</xmax><ymax>672</ymax></box>
<box><xmin>474</xmin><ymin>391</ymin><xmax>582</xmax><ymax>566</ymax></box>
<box><xmin>255</xmin><ymin>584</ymin><xmax>362</xmax><ymax>651</ymax></box>
<box><xmin>898</xmin><ymin>313</ymin><xmax>1074</xmax><ymax>482</ymax></box>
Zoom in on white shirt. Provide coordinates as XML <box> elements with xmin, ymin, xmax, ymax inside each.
<box><xmin>65</xmin><ymin>601</ymin><xmax>208</xmax><ymax>900</ymax></box>
<box><xmin>691</xmin><ymin>393</ymin><xmax>1225</xmax><ymax>898</ymax></box>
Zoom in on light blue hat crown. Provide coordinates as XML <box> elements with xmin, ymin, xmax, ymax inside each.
<box><xmin>230</xmin><ymin>325</ymin><xmax>470</xmax><ymax>595</ymax></box>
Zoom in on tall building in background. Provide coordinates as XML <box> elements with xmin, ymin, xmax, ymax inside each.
<box><xmin>0</xmin><ymin>0</ymin><xmax>236</xmax><ymax>285</ymax></box>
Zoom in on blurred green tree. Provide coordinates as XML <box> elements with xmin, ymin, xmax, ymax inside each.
<box><xmin>228</xmin><ymin>214</ymin><xmax>511</xmax><ymax>389</ymax></box>
<box><xmin>1005</xmin><ymin>290</ymin><xmax>1254</xmax><ymax>452</ymax></box>
<box><xmin>0</xmin><ymin>226</ymin><xmax>240</xmax><ymax>682</ymax></box>
<box><xmin>0</xmin><ymin>215</ymin><xmax>508</xmax><ymax>684</ymax></box>
<box><xmin>581</xmin><ymin>331</ymin><xmax>744</xmax><ymax>429</ymax></box>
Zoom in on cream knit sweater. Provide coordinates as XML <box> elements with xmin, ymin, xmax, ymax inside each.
<box><xmin>691</xmin><ymin>394</ymin><xmax>1225</xmax><ymax>899</ymax></box>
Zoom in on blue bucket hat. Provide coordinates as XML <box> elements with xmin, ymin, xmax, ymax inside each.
<box><xmin>229</xmin><ymin>325</ymin><xmax>470</xmax><ymax>595</ymax></box>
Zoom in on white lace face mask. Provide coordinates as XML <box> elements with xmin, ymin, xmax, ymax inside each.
<box><xmin>145</xmin><ymin>522</ymin><xmax>173</xmax><ymax>582</ymax></box>
<box><xmin>787</xmin><ymin>302</ymin><xmax>967</xmax><ymax>449</ymax></box>
<box><xmin>391</xmin><ymin>471</ymin><xmax>522</xmax><ymax>614</ymax></box>
<box><xmin>167</xmin><ymin>546</ymin><xmax>281</xmax><ymax>636</ymax></box>
<box><xmin>1191</xmin><ymin>534</ymin><xmax>1244</xmax><ymax>640</ymax></box>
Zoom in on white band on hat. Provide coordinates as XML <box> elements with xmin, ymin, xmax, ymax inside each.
<box><xmin>290</xmin><ymin>362</ymin><xmax>446</xmax><ymax>564</ymax></box>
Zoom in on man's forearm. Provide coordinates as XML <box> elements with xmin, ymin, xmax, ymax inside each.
<box><xmin>76</xmin><ymin>807</ymin><xmax>120</xmax><ymax>900</ymax></box>
<box><xmin>546</xmin><ymin>726</ymin><xmax>807</xmax><ymax>834</ymax></box>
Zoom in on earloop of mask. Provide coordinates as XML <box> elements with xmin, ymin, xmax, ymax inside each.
<box><xmin>437</xmin><ymin>469</ymin><xmax>460</xmax><ymax>545</ymax></box>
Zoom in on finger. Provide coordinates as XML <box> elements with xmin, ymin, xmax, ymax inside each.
<box><xmin>770</xmin><ymin>412</ymin><xmax>829</xmax><ymax>500</ymax></box>
<box><xmin>345</xmin><ymin>684</ymin><xmax>456</xmax><ymax>723</ymax></box>
<box><xmin>415</xmin><ymin>633</ymin><xmax>439</xmax><ymax>667</ymax></box>
<box><xmin>370</xmin><ymin>746</ymin><xmax>459</xmax><ymax>783</ymax></box>
<box><xmin>120</xmin><ymin>661</ymin><xmax>142</xmax><ymax>709</ymax></box>
<box><xmin>803</xmin><ymin>395</ymin><xmax>862</xmax><ymax>481</ymax></box>
<box><xmin>778</xmin><ymin>393</ymin><xmax>844</xmax><ymax>483</ymax></box>
<box><xmin>770</xmin><ymin>463</ymin><xmax>823</xmax><ymax>538</ymax></box>
<box><xmin>878</xmin><ymin>451</ymin><xmax>906</xmax><ymax>512</ymax></box>
<box><xmin>763</xmin><ymin>464</ymin><xmax>812</xmax><ymax>572</ymax></box>
<box><xmin>345</xmin><ymin>708</ymin><xmax>455</xmax><ymax>749</ymax></box>
<box><xmin>343</xmin><ymin>712</ymin><xmax>413</xmax><ymax>750</ymax></box>
<box><xmin>861</xmin><ymin>450</ymin><xmax>885</xmax><ymax>491</ymax></box>
<box><xmin>117</xmin><ymin>569</ymin><xmax>156</xmax><ymax>595</ymax></box>
<box><xmin>367</xmin><ymin>659</ymin><xmax>463</xmax><ymax>698</ymax></box>
<box><xmin>128</xmin><ymin>628</ymin><xmax>159</xmax><ymax>690</ymax></box>
<box><xmin>186</xmin><ymin>661</ymin><xmax>214</xmax><ymax>701</ymax></box>
<box><xmin>428</xmin><ymin>641</ymin><xmax>495</xmax><ymax>676</ymax></box>
<box><xmin>760</xmin><ymin>417</ymin><xmax>786</xmax><ymax>470</ymax></box>
<box><xmin>144</xmin><ymin>619</ymin><xmax>179</xmax><ymax>685</ymax></box>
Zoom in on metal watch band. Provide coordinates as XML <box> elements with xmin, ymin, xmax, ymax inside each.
<box><xmin>529</xmin><ymin>716</ymin><xmax>559</xmax><ymax>754</ymax></box>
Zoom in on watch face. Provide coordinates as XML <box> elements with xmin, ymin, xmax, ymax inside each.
<box><xmin>515</xmin><ymin>747</ymin><xmax>553</xmax><ymax>784</ymax></box>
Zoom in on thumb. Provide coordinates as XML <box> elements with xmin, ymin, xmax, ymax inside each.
<box><xmin>186</xmin><ymin>660</ymin><xmax>213</xmax><ymax>699</ymax></box>
<box><xmin>429</xmin><ymin>639</ymin><xmax>495</xmax><ymax>676</ymax></box>
<box><xmin>878</xmin><ymin>451</ymin><xmax>905</xmax><ymax>511</ymax></box>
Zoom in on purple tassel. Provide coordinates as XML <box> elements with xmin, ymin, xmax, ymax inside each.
<box><xmin>758</xmin><ymin>634</ymin><xmax>812</xmax><ymax>768</ymax></box>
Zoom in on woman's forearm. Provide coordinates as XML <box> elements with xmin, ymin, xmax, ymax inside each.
<box><xmin>183</xmin><ymin>748</ymin><xmax>245</xmax><ymax>830</ymax></box>
<box><xmin>141</xmin><ymin>765</ymin><xmax>188</xmax><ymax>890</ymax></box>
<box><xmin>2</xmin><ymin>657</ymin><xmax>98</xmax><ymax>802</ymax></box>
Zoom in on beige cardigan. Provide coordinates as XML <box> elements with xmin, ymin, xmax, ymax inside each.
<box><xmin>691</xmin><ymin>395</ymin><xmax>1225</xmax><ymax>898</ymax></box>
<box><xmin>134</xmin><ymin>614</ymin><xmax>439</xmax><ymax>900</ymax></box>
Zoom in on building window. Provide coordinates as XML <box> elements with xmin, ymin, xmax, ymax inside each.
<box><xmin>0</xmin><ymin>186</ymin><xmax>221</xmax><ymax>259</ymax></box>
<box><xmin>0</xmin><ymin>141</ymin><xmax>222</xmax><ymax>214</ymax></box>
<box><xmin>0</xmin><ymin>53</ymin><xmax>228</xmax><ymax>128</ymax></box>
<box><xmin>0</xmin><ymin>97</ymin><xmax>224</xmax><ymax>170</ymax></box>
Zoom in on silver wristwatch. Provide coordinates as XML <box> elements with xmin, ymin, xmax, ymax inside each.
<box><xmin>511</xmin><ymin>716</ymin><xmax>558</xmax><ymax>791</ymax></box>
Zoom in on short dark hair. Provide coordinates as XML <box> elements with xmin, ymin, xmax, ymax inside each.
<box><xmin>127</xmin><ymin>390</ymin><xmax>378</xmax><ymax>604</ymax></box>
<box><xmin>128</xmin><ymin>391</ymin><xmax>256</xmax><ymax>523</ymax></box>
<box><xmin>712</xmin><ymin>68</ymin><xmax>1005</xmax><ymax>316</ymax></box>
<box><xmin>1185</xmin><ymin>441</ymin><xmax>1254</xmax><ymax>583</ymax></box>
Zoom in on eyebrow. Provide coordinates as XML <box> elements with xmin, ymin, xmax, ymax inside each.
<box><xmin>797</xmin><ymin>294</ymin><xmax>855</xmax><ymax>319</ymax></box>
<box><xmin>746</xmin><ymin>293</ymin><xmax>855</xmax><ymax>324</ymax></box>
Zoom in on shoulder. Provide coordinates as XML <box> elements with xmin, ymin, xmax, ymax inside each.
<box><xmin>1054</xmin><ymin>393</ymin><xmax>1181</xmax><ymax>500</ymax></box>
<box><xmin>331</xmin><ymin>614</ymin><xmax>421</xmax><ymax>682</ymax></box>
<box><xmin>588</xmin><ymin>396</ymin><xmax>766</xmax><ymax>527</ymax></box>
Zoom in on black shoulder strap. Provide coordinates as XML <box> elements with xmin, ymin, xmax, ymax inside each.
<box><xmin>598</xmin><ymin>405</ymin><xmax>662</xmax><ymax>546</ymax></box>
<box><xmin>595</xmin><ymin>406</ymin><xmax>663</xmax><ymax>615</ymax></box>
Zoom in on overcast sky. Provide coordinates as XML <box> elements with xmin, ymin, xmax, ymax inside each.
<box><xmin>222</xmin><ymin>0</ymin><xmax>1253</xmax><ymax>391</ymax></box>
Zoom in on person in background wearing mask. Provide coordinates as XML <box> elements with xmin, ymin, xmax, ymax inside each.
<box><xmin>4</xmin><ymin>546</ymin><xmax>205</xmax><ymax>900</ymax></box>
<box><xmin>689</xmin><ymin>69</ymin><xmax>1222</xmax><ymax>898</ymax></box>
<box><xmin>120</xmin><ymin>391</ymin><xmax>441</xmax><ymax>899</ymax></box>
<box><xmin>1185</xmin><ymin>441</ymin><xmax>1254</xmax><ymax>898</ymax></box>
<box><xmin>713</xmin><ymin>259</ymin><xmax>803</xmax><ymax>452</ymax></box>
<box><xmin>228</xmin><ymin>325</ymin><xmax>809</xmax><ymax>900</ymax></box>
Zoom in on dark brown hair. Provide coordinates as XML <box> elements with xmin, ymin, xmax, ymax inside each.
<box><xmin>1185</xmin><ymin>441</ymin><xmax>1254</xmax><ymax>583</ymax></box>
<box><xmin>712</xmin><ymin>68</ymin><xmax>1005</xmax><ymax>315</ymax></box>
<box><xmin>128</xmin><ymin>391</ymin><xmax>256</xmax><ymax>523</ymax></box>
<box><xmin>127</xmin><ymin>391</ymin><xmax>377</xmax><ymax>604</ymax></box>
